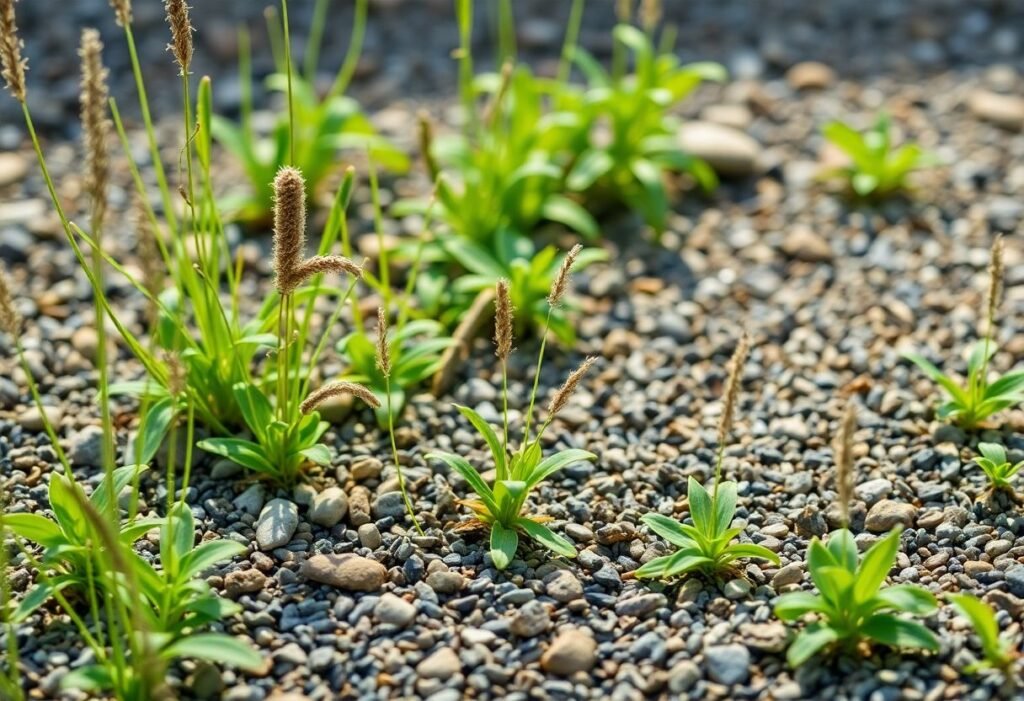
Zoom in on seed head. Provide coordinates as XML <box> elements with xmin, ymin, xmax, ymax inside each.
<box><xmin>616</xmin><ymin>0</ymin><xmax>633</xmax><ymax>23</ymax></box>
<box><xmin>272</xmin><ymin>167</ymin><xmax>307</xmax><ymax>295</ymax></box>
<box><xmin>291</xmin><ymin>255</ymin><xmax>363</xmax><ymax>289</ymax></box>
<box><xmin>376</xmin><ymin>307</ymin><xmax>391</xmax><ymax>378</ymax></box>
<box><xmin>548</xmin><ymin>244</ymin><xmax>582</xmax><ymax>307</ymax></box>
<box><xmin>986</xmin><ymin>235</ymin><xmax>1004</xmax><ymax>328</ymax></box>
<box><xmin>301</xmin><ymin>381</ymin><xmax>380</xmax><ymax>415</ymax></box>
<box><xmin>548</xmin><ymin>356</ymin><xmax>597</xmax><ymax>418</ymax></box>
<box><xmin>835</xmin><ymin>401</ymin><xmax>857</xmax><ymax>528</ymax></box>
<box><xmin>164</xmin><ymin>352</ymin><xmax>186</xmax><ymax>396</ymax></box>
<box><xmin>134</xmin><ymin>197</ymin><xmax>164</xmax><ymax>318</ymax></box>
<box><xmin>110</xmin><ymin>0</ymin><xmax>132</xmax><ymax>26</ymax></box>
<box><xmin>164</xmin><ymin>0</ymin><xmax>193</xmax><ymax>75</ymax></box>
<box><xmin>717</xmin><ymin>333</ymin><xmax>750</xmax><ymax>449</ymax></box>
<box><xmin>0</xmin><ymin>0</ymin><xmax>27</xmax><ymax>102</ymax></box>
<box><xmin>640</xmin><ymin>0</ymin><xmax>662</xmax><ymax>31</ymax></box>
<box><xmin>417</xmin><ymin>110</ymin><xmax>439</xmax><ymax>180</ymax></box>
<box><xmin>494</xmin><ymin>278</ymin><xmax>514</xmax><ymax>361</ymax></box>
<box><xmin>79</xmin><ymin>29</ymin><xmax>111</xmax><ymax>231</ymax></box>
<box><xmin>0</xmin><ymin>262</ymin><xmax>21</xmax><ymax>336</ymax></box>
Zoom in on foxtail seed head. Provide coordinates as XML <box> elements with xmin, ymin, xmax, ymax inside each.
<box><xmin>548</xmin><ymin>356</ymin><xmax>597</xmax><ymax>418</ymax></box>
<box><xmin>301</xmin><ymin>381</ymin><xmax>380</xmax><ymax>415</ymax></box>
<box><xmin>0</xmin><ymin>0</ymin><xmax>27</xmax><ymax>102</ymax></box>
<box><xmin>0</xmin><ymin>262</ymin><xmax>21</xmax><ymax>336</ymax></box>
<box><xmin>640</xmin><ymin>0</ymin><xmax>662</xmax><ymax>31</ymax></box>
<box><xmin>835</xmin><ymin>401</ymin><xmax>857</xmax><ymax>528</ymax></box>
<box><xmin>494</xmin><ymin>278</ymin><xmax>514</xmax><ymax>361</ymax></box>
<box><xmin>272</xmin><ymin>167</ymin><xmax>307</xmax><ymax>295</ymax></box>
<box><xmin>376</xmin><ymin>307</ymin><xmax>391</xmax><ymax>378</ymax></box>
<box><xmin>110</xmin><ymin>0</ymin><xmax>132</xmax><ymax>26</ymax></box>
<box><xmin>290</xmin><ymin>255</ymin><xmax>362</xmax><ymax>290</ymax></box>
<box><xmin>717</xmin><ymin>333</ymin><xmax>750</xmax><ymax>449</ymax></box>
<box><xmin>548</xmin><ymin>244</ymin><xmax>582</xmax><ymax>307</ymax></box>
<box><xmin>79</xmin><ymin>29</ymin><xmax>110</xmax><ymax>231</ymax></box>
<box><xmin>987</xmin><ymin>235</ymin><xmax>1004</xmax><ymax>328</ymax></box>
<box><xmin>164</xmin><ymin>0</ymin><xmax>193</xmax><ymax>75</ymax></box>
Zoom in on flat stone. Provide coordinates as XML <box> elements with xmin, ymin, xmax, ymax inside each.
<box><xmin>541</xmin><ymin>630</ymin><xmax>597</xmax><ymax>675</ymax></box>
<box><xmin>301</xmin><ymin>553</ymin><xmax>386</xmax><ymax>591</ymax></box>
<box><xmin>865</xmin><ymin>499</ymin><xmax>917</xmax><ymax>532</ymax></box>
<box><xmin>544</xmin><ymin>569</ymin><xmax>584</xmax><ymax>603</ymax></box>
<box><xmin>309</xmin><ymin>487</ymin><xmax>348</xmax><ymax>527</ymax></box>
<box><xmin>968</xmin><ymin>89</ymin><xmax>1024</xmax><ymax>130</ymax></box>
<box><xmin>510</xmin><ymin>600</ymin><xmax>551</xmax><ymax>637</ymax></box>
<box><xmin>374</xmin><ymin>593</ymin><xmax>416</xmax><ymax>627</ymax></box>
<box><xmin>416</xmin><ymin>647</ymin><xmax>460</xmax><ymax>679</ymax></box>
<box><xmin>677</xmin><ymin>121</ymin><xmax>761</xmax><ymax>177</ymax></box>
<box><xmin>705</xmin><ymin>643</ymin><xmax>750</xmax><ymax>685</ymax></box>
<box><xmin>786</xmin><ymin>61</ymin><xmax>835</xmax><ymax>90</ymax></box>
<box><xmin>224</xmin><ymin>569</ymin><xmax>267</xmax><ymax>597</ymax></box>
<box><xmin>18</xmin><ymin>405</ymin><xmax>63</xmax><ymax>432</ymax></box>
<box><xmin>255</xmin><ymin>499</ymin><xmax>298</xmax><ymax>550</ymax></box>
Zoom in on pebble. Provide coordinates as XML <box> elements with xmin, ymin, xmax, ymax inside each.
<box><xmin>615</xmin><ymin>593</ymin><xmax>666</xmax><ymax>617</ymax></box>
<box><xmin>967</xmin><ymin>89</ymin><xmax>1024</xmax><ymax>130</ymax></box>
<box><xmin>772</xmin><ymin>562</ymin><xmax>804</xmax><ymax>589</ymax></box>
<box><xmin>510</xmin><ymin>600</ymin><xmax>551</xmax><ymax>637</ymax></box>
<box><xmin>0</xmin><ymin>152</ymin><xmax>27</xmax><ymax>186</ymax></box>
<box><xmin>1006</xmin><ymin>566</ymin><xmax>1024</xmax><ymax>597</ymax></box>
<box><xmin>233</xmin><ymin>485</ymin><xmax>266</xmax><ymax>517</ymax></box>
<box><xmin>865</xmin><ymin>500</ymin><xmax>917</xmax><ymax>532</ymax></box>
<box><xmin>856</xmin><ymin>478</ymin><xmax>893</xmax><ymax>506</ymax></box>
<box><xmin>255</xmin><ymin>499</ymin><xmax>298</xmax><ymax>551</ymax></box>
<box><xmin>541</xmin><ymin>630</ymin><xmax>598</xmax><ymax>675</ymax></box>
<box><xmin>374</xmin><ymin>593</ymin><xmax>416</xmax><ymax>627</ymax></box>
<box><xmin>786</xmin><ymin>61</ymin><xmax>835</xmax><ymax>89</ymax></box>
<box><xmin>66</xmin><ymin>425</ymin><xmax>104</xmax><ymax>466</ymax></box>
<box><xmin>416</xmin><ymin>647</ymin><xmax>461</xmax><ymax>679</ymax></box>
<box><xmin>705</xmin><ymin>643</ymin><xmax>750</xmax><ymax>685</ymax></box>
<box><xmin>544</xmin><ymin>569</ymin><xmax>584</xmax><ymax>602</ymax></box>
<box><xmin>357</xmin><ymin>522</ymin><xmax>382</xmax><ymax>549</ymax></box>
<box><xmin>781</xmin><ymin>225</ymin><xmax>832</xmax><ymax>262</ymax></box>
<box><xmin>18</xmin><ymin>405</ymin><xmax>63</xmax><ymax>432</ymax></box>
<box><xmin>301</xmin><ymin>553</ymin><xmax>387</xmax><ymax>591</ymax></box>
<box><xmin>677</xmin><ymin>121</ymin><xmax>762</xmax><ymax>176</ymax></box>
<box><xmin>224</xmin><ymin>569</ymin><xmax>267</xmax><ymax>597</ymax></box>
<box><xmin>309</xmin><ymin>486</ymin><xmax>348</xmax><ymax>527</ymax></box>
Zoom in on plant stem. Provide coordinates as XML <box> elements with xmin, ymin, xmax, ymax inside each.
<box><xmin>556</xmin><ymin>0</ymin><xmax>585</xmax><ymax>86</ymax></box>
<box><xmin>281</xmin><ymin>0</ymin><xmax>295</xmax><ymax>166</ymax></box>
<box><xmin>386</xmin><ymin>374</ymin><xmax>423</xmax><ymax>535</ymax></box>
<box><xmin>522</xmin><ymin>306</ymin><xmax>554</xmax><ymax>449</ymax></box>
<box><xmin>325</xmin><ymin>0</ymin><xmax>368</xmax><ymax>102</ymax></box>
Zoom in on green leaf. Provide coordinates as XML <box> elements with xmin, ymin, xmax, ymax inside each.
<box><xmin>873</xmin><ymin>585</ymin><xmax>938</xmax><ymax>615</ymax></box>
<box><xmin>298</xmin><ymin>444</ymin><xmax>332</xmax><ymax>467</ymax></box>
<box><xmin>198</xmin><ymin>438</ymin><xmax>277</xmax><ymax>476</ymax></box>
<box><xmin>852</xmin><ymin>172</ymin><xmax>879</xmax><ymax>196</ymax></box>
<box><xmin>978</xmin><ymin>442</ymin><xmax>1007</xmax><ymax>465</ymax></box>
<box><xmin>861</xmin><ymin>614</ymin><xmax>939</xmax><ymax>652</ymax></box>
<box><xmin>516</xmin><ymin>518</ymin><xmax>576</xmax><ymax>558</ymax></box>
<box><xmin>162</xmin><ymin>503</ymin><xmax>196</xmax><ymax>578</ymax></box>
<box><xmin>985</xmin><ymin>371</ymin><xmax>1024</xmax><ymax>401</ymax></box>
<box><xmin>490</xmin><ymin>521</ymin><xmax>519</xmax><ymax>571</ymax></box>
<box><xmin>712</xmin><ymin>481</ymin><xmax>738</xmax><ymax>535</ymax></box>
<box><xmin>232</xmin><ymin>383</ymin><xmax>275</xmax><ymax>443</ymax></box>
<box><xmin>455</xmin><ymin>404</ymin><xmax>507</xmax><ymax>479</ymax></box>
<box><xmin>774</xmin><ymin>592</ymin><xmax>825</xmax><ymax>621</ymax></box>
<box><xmin>949</xmin><ymin>594</ymin><xmax>1008</xmax><ymax>665</ymax></box>
<box><xmin>825</xmin><ymin>529</ymin><xmax>858</xmax><ymax>572</ymax></box>
<box><xmin>686</xmin><ymin>477</ymin><xmax>714</xmax><ymax>537</ymax></box>
<box><xmin>903</xmin><ymin>352</ymin><xmax>968</xmax><ymax>406</ymax></box>
<box><xmin>60</xmin><ymin>665</ymin><xmax>113</xmax><ymax>692</ymax></box>
<box><xmin>822</xmin><ymin>122</ymin><xmax>871</xmax><ymax>164</ymax></box>
<box><xmin>48</xmin><ymin>474</ymin><xmax>88</xmax><ymax>545</ymax></box>
<box><xmin>634</xmin><ymin>549</ymin><xmax>710</xmax><ymax>579</ymax></box>
<box><xmin>566</xmin><ymin>149</ymin><xmax>614</xmax><ymax>191</ymax></box>
<box><xmin>427</xmin><ymin>451</ymin><xmax>498</xmax><ymax>517</ymax></box>
<box><xmin>641</xmin><ymin>513</ymin><xmax>697</xmax><ymax>549</ymax></box>
<box><xmin>91</xmin><ymin>464</ymin><xmax>148</xmax><ymax>516</ymax></box>
<box><xmin>180</xmin><ymin>539</ymin><xmax>247</xmax><ymax>581</ymax></box>
<box><xmin>854</xmin><ymin>528</ymin><xmax>900</xmax><ymax>604</ymax></box>
<box><xmin>13</xmin><ymin>575</ymin><xmax>76</xmax><ymax>622</ymax></box>
<box><xmin>722</xmin><ymin>543</ymin><xmax>781</xmax><ymax>566</ymax></box>
<box><xmin>3</xmin><ymin>513</ymin><xmax>64</xmax><ymax>548</ymax></box>
<box><xmin>525</xmin><ymin>449</ymin><xmax>596</xmax><ymax>490</ymax></box>
<box><xmin>162</xmin><ymin>634</ymin><xmax>264</xmax><ymax>670</ymax></box>
<box><xmin>541</xmin><ymin>195</ymin><xmax>600</xmax><ymax>240</ymax></box>
<box><xmin>787</xmin><ymin>622</ymin><xmax>839</xmax><ymax>667</ymax></box>
<box><xmin>135</xmin><ymin>397</ymin><xmax>177</xmax><ymax>465</ymax></box>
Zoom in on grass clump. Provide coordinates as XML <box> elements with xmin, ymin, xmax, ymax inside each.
<box><xmin>972</xmin><ymin>442</ymin><xmax>1023</xmax><ymax>499</ymax></box>
<box><xmin>949</xmin><ymin>593</ymin><xmax>1020</xmax><ymax>676</ymax></box>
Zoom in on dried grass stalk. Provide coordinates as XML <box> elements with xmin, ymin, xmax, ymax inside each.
<box><xmin>301</xmin><ymin>381</ymin><xmax>380</xmax><ymax>414</ymax></box>
<box><xmin>987</xmin><ymin>235</ymin><xmax>1004</xmax><ymax>327</ymax></box>
<box><xmin>79</xmin><ymin>28</ymin><xmax>110</xmax><ymax>230</ymax></box>
<box><xmin>548</xmin><ymin>244</ymin><xmax>582</xmax><ymax>307</ymax></box>
<box><xmin>835</xmin><ymin>401</ymin><xmax>857</xmax><ymax>527</ymax></box>
<box><xmin>165</xmin><ymin>352</ymin><xmax>186</xmax><ymax>397</ymax></box>
<box><xmin>0</xmin><ymin>262</ymin><xmax>21</xmax><ymax>336</ymax></box>
<box><xmin>272</xmin><ymin>167</ymin><xmax>307</xmax><ymax>295</ymax></box>
<box><xmin>0</xmin><ymin>0</ymin><xmax>27</xmax><ymax>102</ymax></box>
<box><xmin>110</xmin><ymin>0</ymin><xmax>132</xmax><ymax>27</ymax></box>
<box><xmin>376</xmin><ymin>307</ymin><xmax>391</xmax><ymax>378</ymax></box>
<box><xmin>640</xmin><ymin>0</ymin><xmax>662</xmax><ymax>31</ymax></box>
<box><xmin>494</xmin><ymin>278</ymin><xmax>513</xmax><ymax>360</ymax></box>
<box><xmin>164</xmin><ymin>0</ymin><xmax>193</xmax><ymax>75</ymax></box>
<box><xmin>717</xmin><ymin>333</ymin><xmax>750</xmax><ymax>448</ymax></box>
<box><xmin>548</xmin><ymin>356</ymin><xmax>597</xmax><ymax>418</ymax></box>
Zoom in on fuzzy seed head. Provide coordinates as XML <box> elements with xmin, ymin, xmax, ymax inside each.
<box><xmin>835</xmin><ymin>401</ymin><xmax>857</xmax><ymax>528</ymax></box>
<box><xmin>376</xmin><ymin>307</ymin><xmax>391</xmax><ymax>378</ymax></box>
<box><xmin>0</xmin><ymin>0</ymin><xmax>27</xmax><ymax>102</ymax></box>
<box><xmin>301</xmin><ymin>381</ymin><xmax>380</xmax><ymax>415</ymax></box>
<box><xmin>164</xmin><ymin>0</ymin><xmax>193</xmax><ymax>75</ymax></box>
<box><xmin>616</xmin><ymin>0</ymin><xmax>633</xmax><ymax>23</ymax></box>
<box><xmin>0</xmin><ymin>262</ymin><xmax>21</xmax><ymax>336</ymax></box>
<box><xmin>548</xmin><ymin>244</ymin><xmax>582</xmax><ymax>308</ymax></box>
<box><xmin>164</xmin><ymin>352</ymin><xmax>186</xmax><ymax>396</ymax></box>
<box><xmin>291</xmin><ymin>255</ymin><xmax>362</xmax><ymax>290</ymax></box>
<box><xmin>717</xmin><ymin>333</ymin><xmax>750</xmax><ymax>449</ymax></box>
<box><xmin>548</xmin><ymin>356</ymin><xmax>597</xmax><ymax>418</ymax></box>
<box><xmin>640</xmin><ymin>0</ymin><xmax>662</xmax><ymax>31</ymax></box>
<box><xmin>272</xmin><ymin>167</ymin><xmax>307</xmax><ymax>295</ymax></box>
<box><xmin>79</xmin><ymin>29</ymin><xmax>111</xmax><ymax>231</ymax></box>
<box><xmin>987</xmin><ymin>235</ymin><xmax>1004</xmax><ymax>327</ymax></box>
<box><xmin>494</xmin><ymin>278</ymin><xmax>514</xmax><ymax>361</ymax></box>
<box><xmin>110</xmin><ymin>0</ymin><xmax>131</xmax><ymax>26</ymax></box>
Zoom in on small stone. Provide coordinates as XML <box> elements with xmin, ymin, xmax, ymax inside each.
<box><xmin>292</xmin><ymin>484</ymin><xmax>316</xmax><ymax>506</ymax></box>
<box><xmin>18</xmin><ymin>405</ymin><xmax>63</xmax><ymax>432</ymax></box>
<box><xmin>426</xmin><ymin>570</ymin><xmax>465</xmax><ymax>594</ymax></box>
<box><xmin>233</xmin><ymin>484</ymin><xmax>265</xmax><ymax>516</ymax></box>
<box><xmin>416</xmin><ymin>647</ymin><xmax>461</xmax><ymax>679</ymax></box>
<box><xmin>781</xmin><ymin>225</ymin><xmax>832</xmax><ymax>262</ymax></box>
<box><xmin>968</xmin><ymin>89</ymin><xmax>1024</xmax><ymax>130</ymax></box>
<box><xmin>701</xmin><ymin>103</ymin><xmax>753</xmax><ymax>130</ymax></box>
<box><xmin>786</xmin><ymin>61</ymin><xmax>835</xmax><ymax>90</ymax></box>
<box><xmin>615</xmin><ymin>593</ymin><xmax>666</xmax><ymax>618</ymax></box>
<box><xmin>315</xmin><ymin>392</ymin><xmax>353</xmax><ymax>423</ymax></box>
<box><xmin>1005</xmin><ymin>566</ymin><xmax>1024</xmax><ymax>597</ymax></box>
<box><xmin>856</xmin><ymin>478</ymin><xmax>893</xmax><ymax>506</ymax></box>
<box><xmin>224</xmin><ymin>569</ymin><xmax>266</xmax><ymax>597</ymax></box>
<box><xmin>865</xmin><ymin>500</ymin><xmax>917</xmax><ymax>532</ymax></box>
<box><xmin>350</xmin><ymin>457</ymin><xmax>383</xmax><ymax>481</ymax></box>
<box><xmin>70</xmin><ymin>327</ymin><xmax>100</xmax><ymax>363</ymax></box>
<box><xmin>309</xmin><ymin>487</ymin><xmax>348</xmax><ymax>527</ymax></box>
<box><xmin>705</xmin><ymin>643</ymin><xmax>750</xmax><ymax>685</ymax></box>
<box><xmin>668</xmin><ymin>660</ymin><xmax>701</xmax><ymax>693</ymax></box>
<box><xmin>723</xmin><ymin>578</ymin><xmax>751</xmax><ymax>599</ymax></box>
<box><xmin>772</xmin><ymin>563</ymin><xmax>803</xmax><ymax>589</ymax></box>
<box><xmin>255</xmin><ymin>499</ymin><xmax>298</xmax><ymax>550</ymax></box>
<box><xmin>372</xmin><ymin>491</ymin><xmax>406</xmax><ymax>519</ymax></box>
<box><xmin>965</xmin><ymin>561</ymin><xmax>993</xmax><ymax>576</ymax></box>
<box><xmin>0</xmin><ymin>152</ymin><xmax>28</xmax><ymax>187</ymax></box>
<box><xmin>677</xmin><ymin>121</ymin><xmax>761</xmax><ymax>176</ymax></box>
<box><xmin>544</xmin><ymin>569</ymin><xmax>584</xmax><ymax>603</ymax></box>
<box><xmin>67</xmin><ymin>425</ymin><xmax>104</xmax><ymax>467</ymax></box>
<box><xmin>375</xmin><ymin>593</ymin><xmax>416</xmax><ymax>627</ymax></box>
<box><xmin>510</xmin><ymin>600</ymin><xmax>551</xmax><ymax>637</ymax></box>
<box><xmin>742</xmin><ymin>622</ymin><xmax>790</xmax><ymax>653</ymax></box>
<box><xmin>301</xmin><ymin>553</ymin><xmax>386</xmax><ymax>591</ymax></box>
<box><xmin>541</xmin><ymin>630</ymin><xmax>597</xmax><ymax>675</ymax></box>
<box><xmin>357</xmin><ymin>523</ymin><xmax>382</xmax><ymax>549</ymax></box>
<box><xmin>349</xmin><ymin>486</ymin><xmax>372</xmax><ymax>526</ymax></box>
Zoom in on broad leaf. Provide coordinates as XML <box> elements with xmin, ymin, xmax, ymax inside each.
<box><xmin>490</xmin><ymin>521</ymin><xmax>519</xmax><ymax>571</ymax></box>
<box><xmin>162</xmin><ymin>634</ymin><xmax>263</xmax><ymax>670</ymax></box>
<box><xmin>861</xmin><ymin>614</ymin><xmax>939</xmax><ymax>652</ymax></box>
<box><xmin>516</xmin><ymin>518</ymin><xmax>576</xmax><ymax>558</ymax></box>
<box><xmin>787</xmin><ymin>622</ymin><xmax>839</xmax><ymax>667</ymax></box>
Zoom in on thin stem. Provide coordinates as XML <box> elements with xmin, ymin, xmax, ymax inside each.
<box><xmin>281</xmin><ymin>0</ymin><xmax>295</xmax><ymax>166</ymax></box>
<box><xmin>325</xmin><ymin>0</ymin><xmax>368</xmax><ymax>102</ymax></box>
<box><xmin>500</xmin><ymin>358</ymin><xmax>509</xmax><ymax>479</ymax></box>
<box><xmin>304</xmin><ymin>0</ymin><xmax>329</xmax><ymax>81</ymax></box>
<box><xmin>556</xmin><ymin>0</ymin><xmax>585</xmax><ymax>86</ymax></box>
<box><xmin>521</xmin><ymin>306</ymin><xmax>554</xmax><ymax>449</ymax></box>
<box><xmin>385</xmin><ymin>373</ymin><xmax>423</xmax><ymax>535</ymax></box>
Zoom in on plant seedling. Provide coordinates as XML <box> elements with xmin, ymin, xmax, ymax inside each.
<box><xmin>821</xmin><ymin>113</ymin><xmax>938</xmax><ymax>197</ymax></box>
<box><xmin>972</xmin><ymin>442</ymin><xmax>1024</xmax><ymax>496</ymax></box>
<box><xmin>949</xmin><ymin>593</ymin><xmax>1020</xmax><ymax>675</ymax></box>
<box><xmin>775</xmin><ymin>528</ymin><xmax>939</xmax><ymax>667</ymax></box>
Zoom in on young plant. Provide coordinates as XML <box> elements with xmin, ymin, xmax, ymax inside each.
<box><xmin>949</xmin><ymin>593</ymin><xmax>1020</xmax><ymax>674</ymax></box>
<box><xmin>427</xmin><ymin>256</ymin><xmax>597</xmax><ymax>570</ymax></box>
<box><xmin>775</xmin><ymin>527</ymin><xmax>939</xmax><ymax>666</ymax></box>
<box><xmin>972</xmin><ymin>442</ymin><xmax>1023</xmax><ymax>495</ymax></box>
<box><xmin>821</xmin><ymin>113</ymin><xmax>938</xmax><ymax>197</ymax></box>
<box><xmin>212</xmin><ymin>0</ymin><xmax>406</xmax><ymax>223</ymax></box>
<box><xmin>566</xmin><ymin>17</ymin><xmax>724</xmax><ymax>233</ymax></box>
<box><xmin>635</xmin><ymin>335</ymin><xmax>779</xmax><ymax>580</ymax></box>
<box><xmin>905</xmin><ymin>238</ymin><xmax>1024</xmax><ymax>428</ymax></box>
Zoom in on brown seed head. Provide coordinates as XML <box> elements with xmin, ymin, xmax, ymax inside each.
<box><xmin>291</xmin><ymin>255</ymin><xmax>362</xmax><ymax>289</ymax></box>
<box><xmin>110</xmin><ymin>0</ymin><xmax>132</xmax><ymax>26</ymax></box>
<box><xmin>987</xmin><ymin>235</ymin><xmax>1004</xmax><ymax>327</ymax></box>
<box><xmin>134</xmin><ymin>197</ymin><xmax>164</xmax><ymax>315</ymax></box>
<box><xmin>0</xmin><ymin>0</ymin><xmax>27</xmax><ymax>102</ymax></box>
<box><xmin>717</xmin><ymin>333</ymin><xmax>750</xmax><ymax>449</ymax></box>
<box><xmin>835</xmin><ymin>401</ymin><xmax>857</xmax><ymax>528</ymax></box>
<box><xmin>164</xmin><ymin>352</ymin><xmax>186</xmax><ymax>396</ymax></box>
<box><xmin>548</xmin><ymin>356</ymin><xmax>597</xmax><ymax>418</ymax></box>
<box><xmin>0</xmin><ymin>262</ymin><xmax>21</xmax><ymax>336</ymax></box>
<box><xmin>548</xmin><ymin>244</ymin><xmax>582</xmax><ymax>307</ymax></box>
<box><xmin>272</xmin><ymin>167</ymin><xmax>307</xmax><ymax>295</ymax></box>
<box><xmin>79</xmin><ymin>29</ymin><xmax>110</xmax><ymax>231</ymax></box>
<box><xmin>616</xmin><ymin>0</ymin><xmax>633</xmax><ymax>23</ymax></box>
<box><xmin>376</xmin><ymin>307</ymin><xmax>391</xmax><ymax>378</ymax></box>
<box><xmin>640</xmin><ymin>0</ymin><xmax>662</xmax><ymax>31</ymax></box>
<box><xmin>164</xmin><ymin>0</ymin><xmax>193</xmax><ymax>75</ymax></box>
<box><xmin>417</xmin><ymin>110</ymin><xmax>439</xmax><ymax>180</ymax></box>
<box><xmin>494</xmin><ymin>278</ymin><xmax>514</xmax><ymax>361</ymax></box>
<box><xmin>301</xmin><ymin>381</ymin><xmax>380</xmax><ymax>415</ymax></box>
